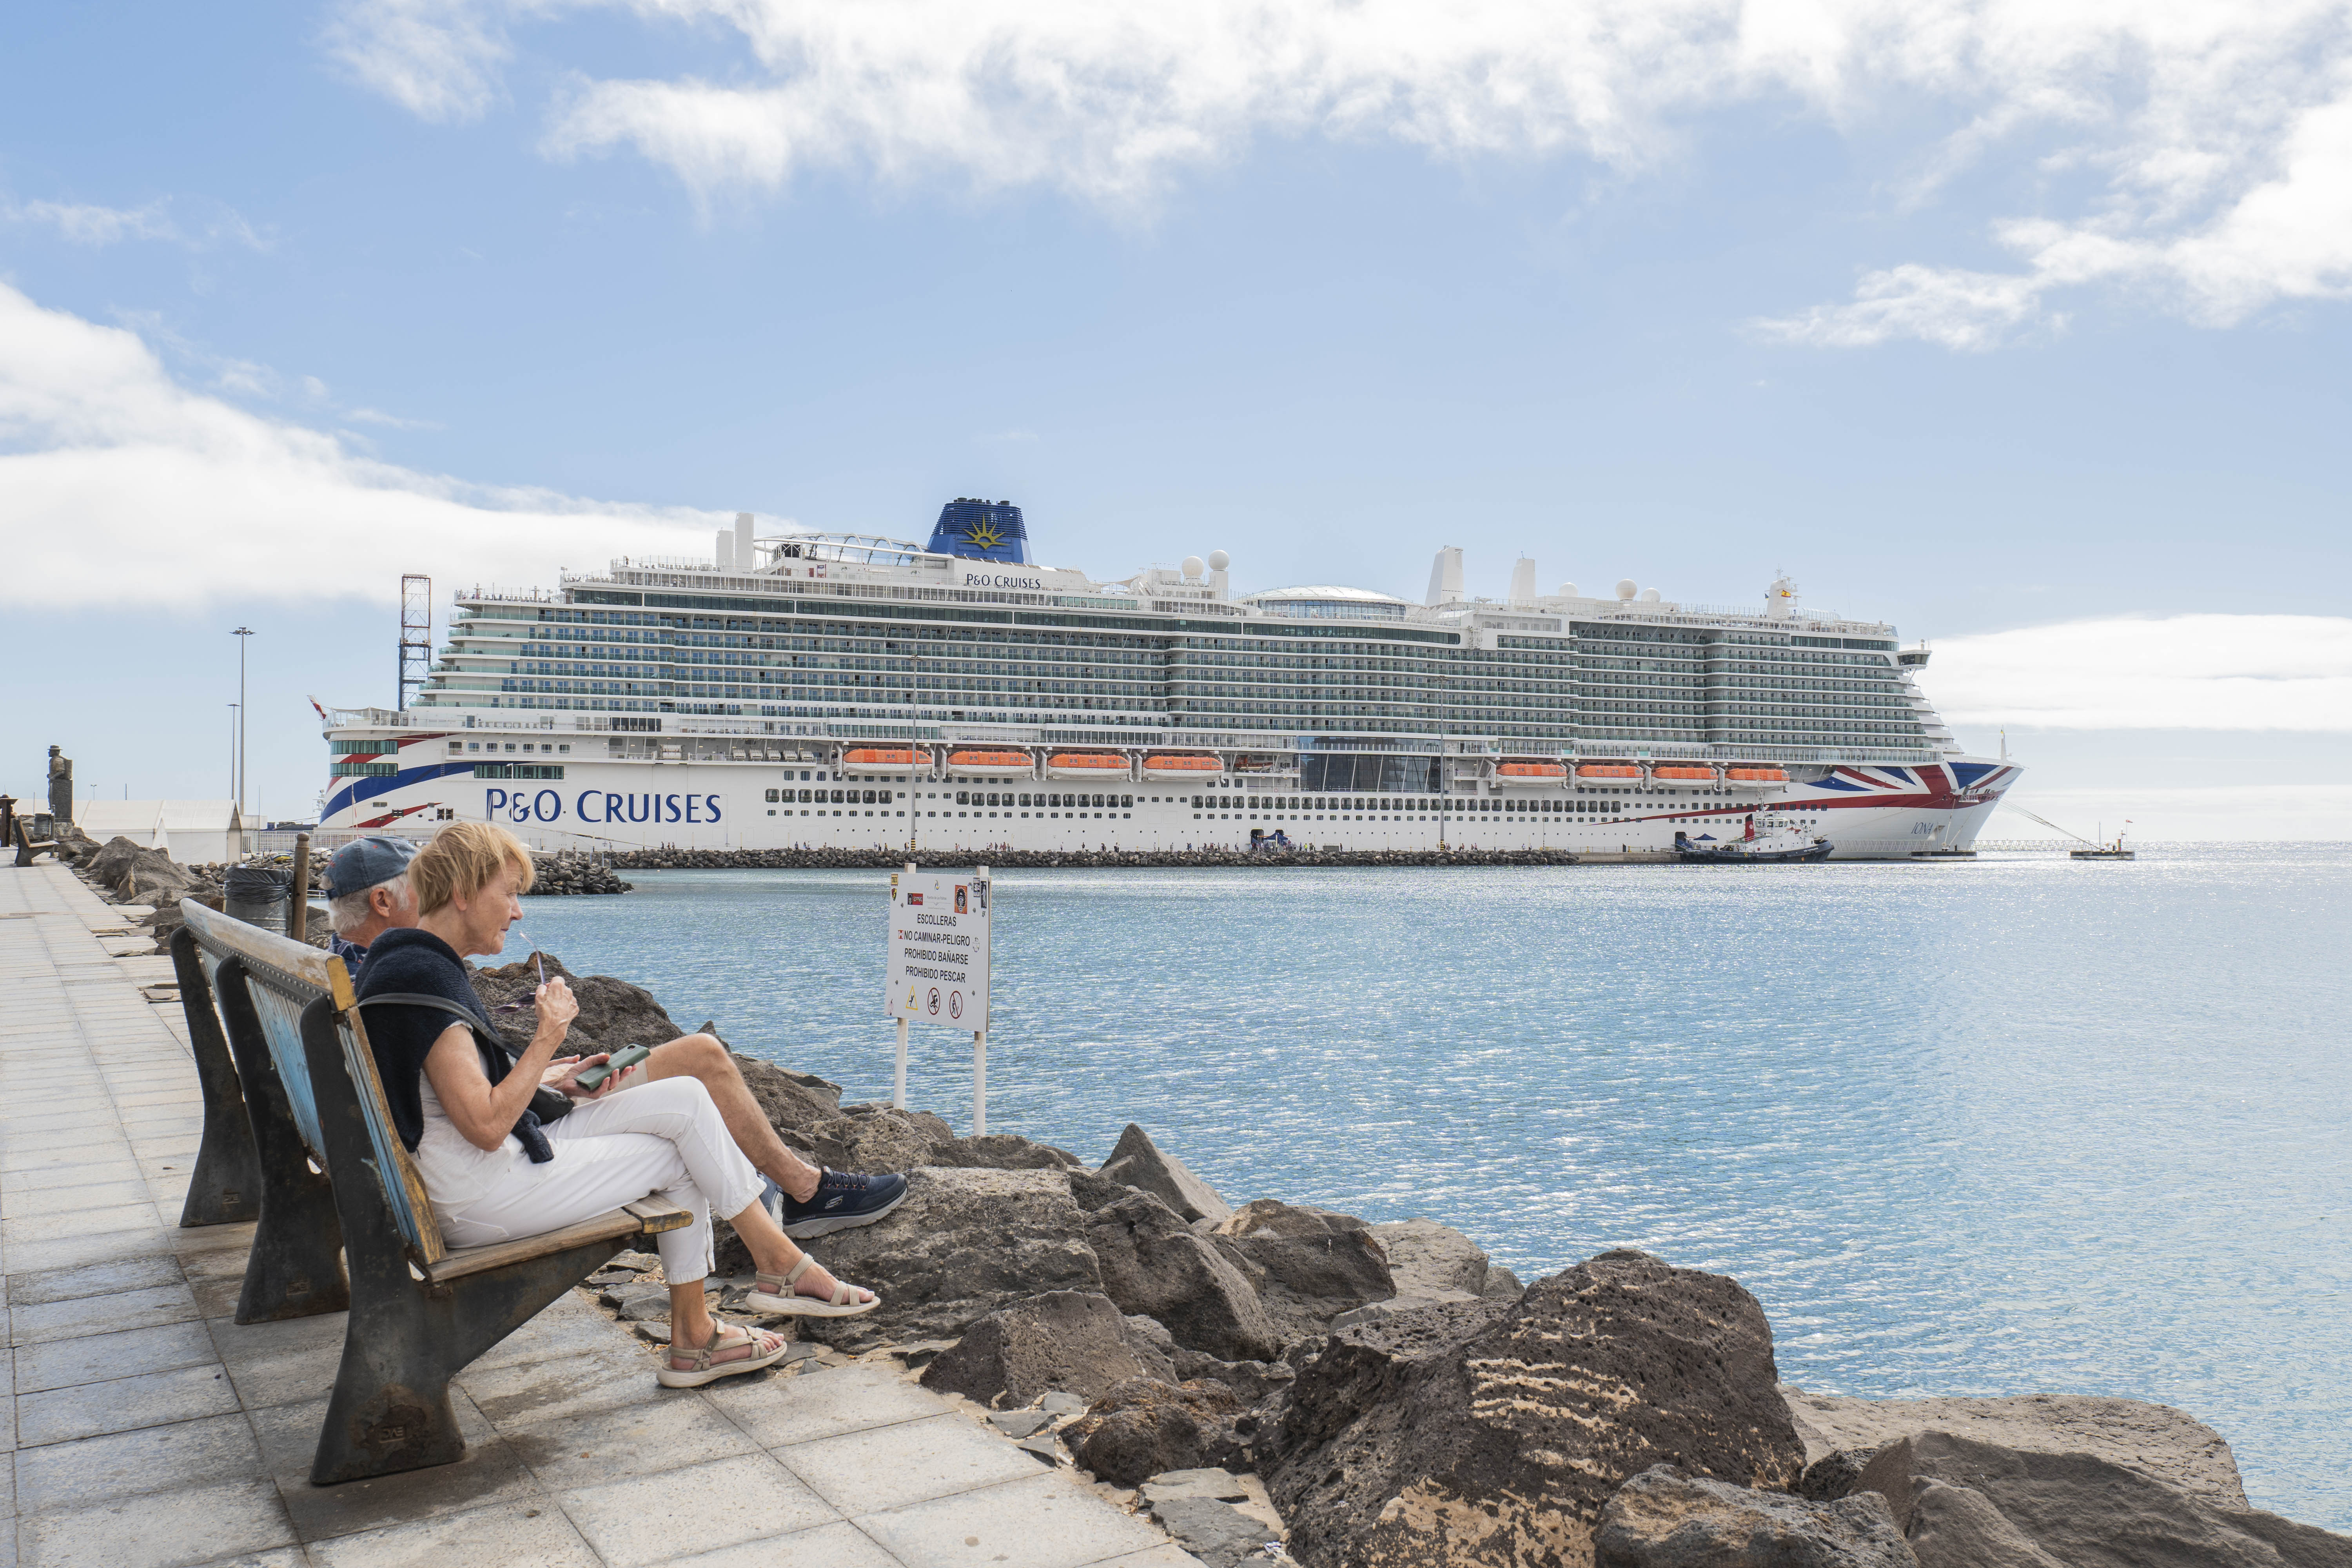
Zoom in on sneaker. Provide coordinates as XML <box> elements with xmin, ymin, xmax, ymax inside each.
<box><xmin>777</xmin><ymin>1167</ymin><xmax>909</xmax><ymax>1238</ymax></box>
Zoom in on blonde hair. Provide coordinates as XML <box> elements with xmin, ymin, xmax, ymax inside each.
<box><xmin>409</xmin><ymin>822</ymin><xmax>535</xmax><ymax>915</ymax></box>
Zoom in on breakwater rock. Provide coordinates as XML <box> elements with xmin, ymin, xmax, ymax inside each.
<box><xmin>525</xmin><ymin>852</ymin><xmax>632</xmax><ymax>895</ymax></box>
<box><xmin>605</xmin><ymin>846</ymin><xmax>1583</xmax><ymax>871</ymax></box>
<box><xmin>421</xmin><ymin>948</ymin><xmax>2350</xmax><ymax>1566</ymax></box>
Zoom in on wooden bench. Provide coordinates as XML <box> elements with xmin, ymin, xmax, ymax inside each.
<box><xmin>12</xmin><ymin>818</ymin><xmax>64</xmax><ymax>866</ymax></box>
<box><xmin>176</xmin><ymin>901</ymin><xmax>691</xmax><ymax>1485</ymax></box>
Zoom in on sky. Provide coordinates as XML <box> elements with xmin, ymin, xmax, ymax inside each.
<box><xmin>4</xmin><ymin>0</ymin><xmax>2349</xmax><ymax>838</ymax></box>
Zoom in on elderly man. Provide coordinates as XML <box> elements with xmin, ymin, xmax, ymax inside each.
<box><xmin>323</xmin><ymin>835</ymin><xmax>421</xmax><ymax>968</ymax></box>
<box><xmin>333</xmin><ymin>834</ymin><xmax>903</xmax><ymax>1238</ymax></box>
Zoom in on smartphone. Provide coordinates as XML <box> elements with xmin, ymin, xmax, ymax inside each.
<box><xmin>575</xmin><ymin>1045</ymin><xmax>651</xmax><ymax>1093</ymax></box>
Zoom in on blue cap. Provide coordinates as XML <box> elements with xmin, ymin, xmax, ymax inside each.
<box><xmin>323</xmin><ymin>835</ymin><xmax>420</xmax><ymax>899</ymax></box>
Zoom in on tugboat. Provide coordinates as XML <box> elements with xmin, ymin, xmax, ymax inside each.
<box><xmin>1675</xmin><ymin>811</ymin><xmax>1833</xmax><ymax>863</ymax></box>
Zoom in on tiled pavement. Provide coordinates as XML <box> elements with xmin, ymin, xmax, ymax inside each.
<box><xmin>2</xmin><ymin>862</ymin><xmax>1198</xmax><ymax>1568</ymax></box>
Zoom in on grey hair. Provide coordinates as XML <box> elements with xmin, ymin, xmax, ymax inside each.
<box><xmin>328</xmin><ymin>872</ymin><xmax>410</xmax><ymax>936</ymax></box>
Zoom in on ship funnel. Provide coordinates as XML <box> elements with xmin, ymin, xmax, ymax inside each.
<box><xmin>736</xmin><ymin>512</ymin><xmax>756</xmax><ymax>570</ymax></box>
<box><xmin>1425</xmin><ymin>546</ymin><xmax>1465</xmax><ymax>607</ymax></box>
<box><xmin>714</xmin><ymin>527</ymin><xmax>734</xmax><ymax>571</ymax></box>
<box><xmin>1508</xmin><ymin>557</ymin><xmax>1536</xmax><ymax>608</ymax></box>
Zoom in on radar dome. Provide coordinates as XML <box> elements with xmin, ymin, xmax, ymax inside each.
<box><xmin>1559</xmin><ymin>582</ymin><xmax>1578</xmax><ymax>599</ymax></box>
<box><xmin>1639</xmin><ymin>587</ymin><xmax>1661</xmax><ymax>603</ymax></box>
<box><xmin>1181</xmin><ymin>555</ymin><xmax>1206</xmax><ymax>579</ymax></box>
<box><xmin>1207</xmin><ymin>549</ymin><xmax>1230</xmax><ymax>571</ymax></box>
<box><xmin>1615</xmin><ymin>578</ymin><xmax>1638</xmax><ymax>600</ymax></box>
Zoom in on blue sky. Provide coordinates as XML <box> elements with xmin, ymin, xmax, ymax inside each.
<box><xmin>5</xmin><ymin>1</ymin><xmax>2349</xmax><ymax>836</ymax></box>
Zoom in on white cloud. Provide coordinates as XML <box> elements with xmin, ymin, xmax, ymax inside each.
<box><xmin>1928</xmin><ymin>614</ymin><xmax>2352</xmax><ymax>731</ymax></box>
<box><xmin>5</xmin><ymin>195</ymin><xmax>269</xmax><ymax>251</ymax></box>
<box><xmin>0</xmin><ymin>280</ymin><xmax>739</xmax><ymax>610</ymax></box>
<box><xmin>325</xmin><ymin>0</ymin><xmax>2352</xmax><ymax>341</ymax></box>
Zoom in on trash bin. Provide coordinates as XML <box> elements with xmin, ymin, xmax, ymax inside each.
<box><xmin>223</xmin><ymin>865</ymin><xmax>290</xmax><ymax>934</ymax></box>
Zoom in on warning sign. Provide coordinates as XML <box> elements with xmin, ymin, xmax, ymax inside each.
<box><xmin>886</xmin><ymin>870</ymin><xmax>990</xmax><ymax>1031</ymax></box>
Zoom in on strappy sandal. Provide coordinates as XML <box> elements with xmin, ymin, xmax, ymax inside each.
<box><xmin>657</xmin><ymin>1319</ymin><xmax>791</xmax><ymax>1387</ymax></box>
<box><xmin>743</xmin><ymin>1254</ymin><xmax>881</xmax><ymax>1318</ymax></box>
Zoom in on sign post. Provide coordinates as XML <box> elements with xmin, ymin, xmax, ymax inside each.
<box><xmin>885</xmin><ymin>864</ymin><xmax>993</xmax><ymax>1133</ymax></box>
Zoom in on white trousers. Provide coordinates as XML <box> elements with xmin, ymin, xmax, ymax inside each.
<box><xmin>423</xmin><ymin>1076</ymin><xmax>765</xmax><ymax>1285</ymax></box>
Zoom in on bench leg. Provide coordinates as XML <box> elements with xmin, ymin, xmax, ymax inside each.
<box><xmin>310</xmin><ymin>1236</ymin><xmax>629</xmax><ymax>1485</ymax></box>
<box><xmin>211</xmin><ymin>953</ymin><xmax>350</xmax><ymax>1322</ymax></box>
<box><xmin>171</xmin><ymin>929</ymin><xmax>263</xmax><ymax>1228</ymax></box>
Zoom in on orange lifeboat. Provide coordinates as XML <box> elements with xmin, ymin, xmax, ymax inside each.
<box><xmin>1576</xmin><ymin>763</ymin><xmax>1641</xmax><ymax>780</ymax></box>
<box><xmin>1142</xmin><ymin>754</ymin><xmax>1223</xmax><ymax>778</ymax></box>
<box><xmin>841</xmin><ymin>746</ymin><xmax>926</xmax><ymax>773</ymax></box>
<box><xmin>1724</xmin><ymin>766</ymin><xmax>1789</xmax><ymax>782</ymax></box>
<box><xmin>1047</xmin><ymin>752</ymin><xmax>1131</xmax><ymax>779</ymax></box>
<box><xmin>1495</xmin><ymin>759</ymin><xmax>1568</xmax><ymax>780</ymax></box>
<box><xmin>946</xmin><ymin>749</ymin><xmax>1032</xmax><ymax>775</ymax></box>
<box><xmin>1652</xmin><ymin>765</ymin><xmax>1716</xmax><ymax>782</ymax></box>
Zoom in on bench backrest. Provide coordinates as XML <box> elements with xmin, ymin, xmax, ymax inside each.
<box><xmin>179</xmin><ymin>901</ymin><xmax>449</xmax><ymax>1267</ymax></box>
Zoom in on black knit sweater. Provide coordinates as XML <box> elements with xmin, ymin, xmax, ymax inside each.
<box><xmin>352</xmin><ymin>927</ymin><xmax>554</xmax><ymax>1162</ymax></box>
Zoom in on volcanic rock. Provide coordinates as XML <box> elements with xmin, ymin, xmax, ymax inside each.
<box><xmin>1782</xmin><ymin>1390</ymin><xmax>2250</xmax><ymax>1509</ymax></box>
<box><xmin>1258</xmin><ymin>1249</ymin><xmax>1804</xmax><ymax>1568</ymax></box>
<box><xmin>1086</xmin><ymin>1190</ymin><xmax>1280</xmax><ymax>1363</ymax></box>
<box><xmin>88</xmin><ymin>837</ymin><xmax>202</xmax><ymax>899</ymax></box>
<box><xmin>1214</xmin><ymin>1198</ymin><xmax>1366</xmax><ymax>1238</ymax></box>
<box><xmin>1369</xmin><ymin>1218</ymin><xmax>1500</xmax><ymax>1297</ymax></box>
<box><xmin>918</xmin><ymin>1290</ymin><xmax>1177</xmax><ymax>1408</ymax></box>
<box><xmin>1172</xmin><ymin>1348</ymin><xmax>1295</xmax><ymax>1406</ymax></box>
<box><xmin>927</xmin><ymin>1132</ymin><xmax>1087</xmax><ymax>1171</ymax></box>
<box><xmin>1213</xmin><ymin>1227</ymin><xmax>1394</xmax><ymax>1347</ymax></box>
<box><xmin>799</xmin><ymin>1107</ymin><xmax>943</xmax><ymax>1174</ymax></box>
<box><xmin>1068</xmin><ymin>1377</ymin><xmax>1248</xmax><ymax>1487</ymax></box>
<box><xmin>727</xmin><ymin>1053</ymin><xmax>846</xmax><ymax>1138</ymax></box>
<box><xmin>1595</xmin><ymin>1465</ymin><xmax>1917</xmax><ymax>1567</ymax></box>
<box><xmin>1851</xmin><ymin>1431</ymin><xmax>2352</xmax><ymax>1568</ymax></box>
<box><xmin>1099</xmin><ymin>1123</ymin><xmax>1234</xmax><ymax>1225</ymax></box>
<box><xmin>470</xmin><ymin>952</ymin><xmax>685</xmax><ymax>1056</ymax></box>
<box><xmin>1149</xmin><ymin>1495</ymin><xmax>1275</xmax><ymax>1568</ymax></box>
<box><xmin>791</xmin><ymin>1167</ymin><xmax>1103</xmax><ymax>1350</ymax></box>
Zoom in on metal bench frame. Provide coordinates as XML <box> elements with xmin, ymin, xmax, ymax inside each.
<box><xmin>176</xmin><ymin>900</ymin><xmax>689</xmax><ymax>1484</ymax></box>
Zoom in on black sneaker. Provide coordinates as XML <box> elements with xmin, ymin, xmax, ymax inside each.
<box><xmin>777</xmin><ymin>1168</ymin><xmax>909</xmax><ymax>1238</ymax></box>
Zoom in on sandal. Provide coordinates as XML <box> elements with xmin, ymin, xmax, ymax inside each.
<box><xmin>743</xmin><ymin>1254</ymin><xmax>881</xmax><ymax>1318</ymax></box>
<box><xmin>657</xmin><ymin>1319</ymin><xmax>791</xmax><ymax>1387</ymax></box>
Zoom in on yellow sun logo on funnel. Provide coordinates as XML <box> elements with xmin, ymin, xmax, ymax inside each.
<box><xmin>967</xmin><ymin>523</ymin><xmax>1004</xmax><ymax>549</ymax></box>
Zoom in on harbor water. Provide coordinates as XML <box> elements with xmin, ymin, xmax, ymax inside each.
<box><xmin>515</xmin><ymin>844</ymin><xmax>2352</xmax><ymax>1525</ymax></box>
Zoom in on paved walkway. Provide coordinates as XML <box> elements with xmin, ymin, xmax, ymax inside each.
<box><xmin>2</xmin><ymin>862</ymin><xmax>1196</xmax><ymax>1568</ymax></box>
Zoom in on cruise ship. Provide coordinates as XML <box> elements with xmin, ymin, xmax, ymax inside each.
<box><xmin>318</xmin><ymin>502</ymin><xmax>2019</xmax><ymax>858</ymax></box>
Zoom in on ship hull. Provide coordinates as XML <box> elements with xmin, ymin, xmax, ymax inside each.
<box><xmin>319</xmin><ymin>742</ymin><xmax>2019</xmax><ymax>861</ymax></box>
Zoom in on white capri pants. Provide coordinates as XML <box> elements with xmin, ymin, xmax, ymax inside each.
<box><xmin>418</xmin><ymin>1075</ymin><xmax>766</xmax><ymax>1284</ymax></box>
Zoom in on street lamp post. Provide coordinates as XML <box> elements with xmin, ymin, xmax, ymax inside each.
<box><xmin>232</xmin><ymin>626</ymin><xmax>255</xmax><ymax>820</ymax></box>
<box><xmin>227</xmin><ymin>704</ymin><xmax>240</xmax><ymax>801</ymax></box>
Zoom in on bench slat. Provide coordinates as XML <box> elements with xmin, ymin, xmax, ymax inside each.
<box><xmin>180</xmin><ymin>899</ymin><xmax>353</xmax><ymax>1007</ymax></box>
<box><xmin>623</xmin><ymin>1196</ymin><xmax>693</xmax><ymax>1234</ymax></box>
<box><xmin>421</xmin><ymin>1200</ymin><xmax>681</xmax><ymax>1284</ymax></box>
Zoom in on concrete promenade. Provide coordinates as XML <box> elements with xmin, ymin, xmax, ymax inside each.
<box><xmin>2</xmin><ymin>861</ymin><xmax>1197</xmax><ymax>1568</ymax></box>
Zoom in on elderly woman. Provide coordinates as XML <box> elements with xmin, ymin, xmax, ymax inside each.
<box><xmin>353</xmin><ymin>822</ymin><xmax>876</xmax><ymax>1387</ymax></box>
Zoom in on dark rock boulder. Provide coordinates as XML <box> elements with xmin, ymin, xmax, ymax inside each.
<box><xmin>1068</xmin><ymin>1377</ymin><xmax>1249</xmax><ymax>1487</ymax></box>
<box><xmin>1172</xmin><ymin>1348</ymin><xmax>1295</xmax><ymax>1406</ymax></box>
<box><xmin>1783</xmin><ymin>1390</ymin><xmax>2250</xmax><ymax>1510</ymax></box>
<box><xmin>1855</xmin><ymin>1431</ymin><xmax>2352</xmax><ymax>1568</ymax></box>
<box><xmin>1368</xmin><ymin>1217</ymin><xmax>1500</xmax><ymax>1296</ymax></box>
<box><xmin>1099</xmin><ymin>1123</ymin><xmax>1233</xmax><ymax>1225</ymax></box>
<box><xmin>798</xmin><ymin>1107</ymin><xmax>944</xmax><ymax>1174</ymax></box>
<box><xmin>88</xmin><ymin>837</ymin><xmax>202</xmax><ymax>899</ymax></box>
<box><xmin>792</xmin><ymin>1167</ymin><xmax>1104</xmax><ymax>1350</ymax></box>
<box><xmin>1258</xmin><ymin>1249</ymin><xmax>1804</xmax><ymax>1568</ymax></box>
<box><xmin>1212</xmin><ymin>1227</ymin><xmax>1394</xmax><ymax>1347</ymax></box>
<box><xmin>1087</xmin><ymin>1190</ymin><xmax>1279</xmax><ymax>1363</ymax></box>
<box><xmin>927</xmin><ymin>1132</ymin><xmax>1087</xmax><ymax>1171</ymax></box>
<box><xmin>727</xmin><ymin>1053</ymin><xmax>846</xmax><ymax>1138</ymax></box>
<box><xmin>1069</xmin><ymin>1168</ymin><xmax>1136</xmax><ymax>1212</ymax></box>
<box><xmin>1595</xmin><ymin>1465</ymin><xmax>1918</xmax><ymax>1567</ymax></box>
<box><xmin>470</xmin><ymin>952</ymin><xmax>685</xmax><ymax>1056</ymax></box>
<box><xmin>918</xmin><ymin>1290</ymin><xmax>1176</xmax><ymax>1408</ymax></box>
<box><xmin>1214</xmin><ymin>1198</ymin><xmax>1366</xmax><ymax>1238</ymax></box>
